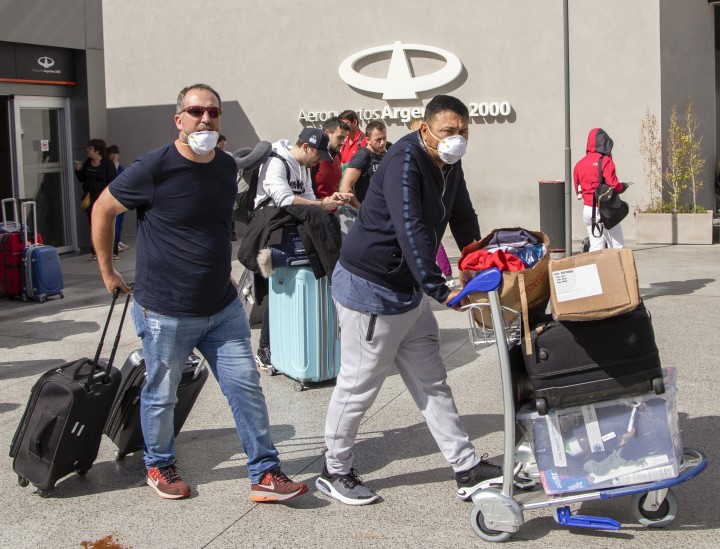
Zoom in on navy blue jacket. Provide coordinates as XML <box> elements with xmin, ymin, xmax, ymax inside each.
<box><xmin>339</xmin><ymin>131</ymin><xmax>480</xmax><ymax>303</ymax></box>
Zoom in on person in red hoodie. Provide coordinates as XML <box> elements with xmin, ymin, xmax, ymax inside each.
<box><xmin>573</xmin><ymin>128</ymin><xmax>628</xmax><ymax>251</ymax></box>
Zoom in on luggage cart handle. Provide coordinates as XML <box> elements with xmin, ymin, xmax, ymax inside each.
<box><xmin>447</xmin><ymin>267</ymin><xmax>502</xmax><ymax>307</ymax></box>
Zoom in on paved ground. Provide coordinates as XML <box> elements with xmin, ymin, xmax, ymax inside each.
<box><xmin>0</xmin><ymin>235</ymin><xmax>718</xmax><ymax>549</ymax></box>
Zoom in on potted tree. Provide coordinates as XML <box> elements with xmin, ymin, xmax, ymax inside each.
<box><xmin>635</xmin><ymin>98</ymin><xmax>713</xmax><ymax>244</ymax></box>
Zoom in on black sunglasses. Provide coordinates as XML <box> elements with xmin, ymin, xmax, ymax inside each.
<box><xmin>181</xmin><ymin>105</ymin><xmax>222</xmax><ymax>119</ymax></box>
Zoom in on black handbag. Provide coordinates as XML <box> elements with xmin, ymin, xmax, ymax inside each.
<box><xmin>592</xmin><ymin>154</ymin><xmax>628</xmax><ymax>236</ymax></box>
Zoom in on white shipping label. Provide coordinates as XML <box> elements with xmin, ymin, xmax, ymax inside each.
<box><xmin>552</xmin><ymin>264</ymin><xmax>603</xmax><ymax>302</ymax></box>
<box><xmin>581</xmin><ymin>405</ymin><xmax>605</xmax><ymax>453</ymax></box>
<box><xmin>546</xmin><ymin>412</ymin><xmax>568</xmax><ymax>467</ymax></box>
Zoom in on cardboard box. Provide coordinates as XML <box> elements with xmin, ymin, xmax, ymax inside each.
<box><xmin>549</xmin><ymin>248</ymin><xmax>640</xmax><ymax>321</ymax></box>
<box><xmin>460</xmin><ymin>228</ymin><xmax>551</xmax><ymax>329</ymax></box>
<box><xmin>517</xmin><ymin>369</ymin><xmax>682</xmax><ymax>495</ymax></box>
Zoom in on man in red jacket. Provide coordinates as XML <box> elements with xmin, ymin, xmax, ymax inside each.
<box><xmin>574</xmin><ymin>128</ymin><xmax>627</xmax><ymax>251</ymax></box>
<box><xmin>312</xmin><ymin>117</ymin><xmax>350</xmax><ymax>199</ymax></box>
<box><xmin>338</xmin><ymin>110</ymin><xmax>368</xmax><ymax>164</ymax></box>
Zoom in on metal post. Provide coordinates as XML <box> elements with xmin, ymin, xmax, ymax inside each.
<box><xmin>563</xmin><ymin>0</ymin><xmax>573</xmax><ymax>257</ymax></box>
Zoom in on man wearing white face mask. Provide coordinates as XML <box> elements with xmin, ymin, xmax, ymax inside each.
<box><xmin>317</xmin><ymin>95</ymin><xmax>504</xmax><ymax>506</ymax></box>
<box><xmin>90</xmin><ymin>83</ymin><xmax>308</xmax><ymax>503</ymax></box>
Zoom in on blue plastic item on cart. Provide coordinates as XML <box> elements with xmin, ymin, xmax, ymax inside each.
<box><xmin>511</xmin><ymin>243</ymin><xmax>545</xmax><ymax>268</ymax></box>
<box><xmin>447</xmin><ymin>267</ymin><xmax>502</xmax><ymax>308</ymax></box>
<box><xmin>555</xmin><ymin>506</ymin><xmax>621</xmax><ymax>530</ymax></box>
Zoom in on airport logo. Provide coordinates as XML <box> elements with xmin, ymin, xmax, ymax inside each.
<box><xmin>37</xmin><ymin>57</ymin><xmax>55</xmax><ymax>69</ymax></box>
<box><xmin>338</xmin><ymin>42</ymin><xmax>463</xmax><ymax>100</ymax></box>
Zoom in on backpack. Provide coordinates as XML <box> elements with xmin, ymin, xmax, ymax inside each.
<box><xmin>591</xmin><ymin>154</ymin><xmax>629</xmax><ymax>236</ymax></box>
<box><xmin>233</xmin><ymin>144</ymin><xmax>290</xmax><ymax>223</ymax></box>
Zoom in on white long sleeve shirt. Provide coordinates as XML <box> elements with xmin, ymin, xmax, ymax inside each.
<box><xmin>253</xmin><ymin>139</ymin><xmax>316</xmax><ymax>208</ymax></box>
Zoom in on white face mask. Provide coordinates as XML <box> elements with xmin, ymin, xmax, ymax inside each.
<box><xmin>184</xmin><ymin>130</ymin><xmax>219</xmax><ymax>155</ymax></box>
<box><xmin>425</xmin><ymin>126</ymin><xmax>468</xmax><ymax>165</ymax></box>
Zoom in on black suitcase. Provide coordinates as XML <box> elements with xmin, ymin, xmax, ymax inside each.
<box><xmin>9</xmin><ymin>289</ymin><xmax>130</xmax><ymax>496</ymax></box>
<box><xmin>522</xmin><ymin>303</ymin><xmax>665</xmax><ymax>415</ymax></box>
<box><xmin>104</xmin><ymin>350</ymin><xmax>209</xmax><ymax>460</ymax></box>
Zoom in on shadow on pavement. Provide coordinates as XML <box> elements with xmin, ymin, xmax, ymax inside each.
<box><xmin>641</xmin><ymin>278</ymin><xmax>715</xmax><ymax>300</ymax></box>
<box><xmin>0</xmin><ymin>358</ymin><xmax>68</xmax><ymax>380</ymax></box>
<box><xmin>0</xmin><ymin>320</ymin><xmax>100</xmax><ymax>349</ymax></box>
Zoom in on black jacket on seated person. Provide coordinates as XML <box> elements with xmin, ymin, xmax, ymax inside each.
<box><xmin>237</xmin><ymin>205</ymin><xmax>341</xmax><ymax>282</ymax></box>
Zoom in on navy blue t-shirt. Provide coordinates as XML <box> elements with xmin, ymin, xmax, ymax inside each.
<box><xmin>347</xmin><ymin>147</ymin><xmax>385</xmax><ymax>203</ymax></box>
<box><xmin>109</xmin><ymin>143</ymin><xmax>237</xmax><ymax>316</ymax></box>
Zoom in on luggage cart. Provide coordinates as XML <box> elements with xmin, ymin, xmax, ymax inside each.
<box><xmin>449</xmin><ymin>267</ymin><xmax>707</xmax><ymax>542</ymax></box>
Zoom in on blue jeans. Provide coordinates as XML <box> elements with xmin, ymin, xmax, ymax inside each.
<box><xmin>115</xmin><ymin>212</ymin><xmax>125</xmax><ymax>245</ymax></box>
<box><xmin>131</xmin><ymin>298</ymin><xmax>279</xmax><ymax>483</ymax></box>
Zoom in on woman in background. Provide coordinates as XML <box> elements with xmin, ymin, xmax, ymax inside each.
<box><xmin>107</xmin><ymin>144</ymin><xmax>129</xmax><ymax>252</ymax></box>
<box><xmin>74</xmin><ymin>139</ymin><xmax>118</xmax><ymax>260</ymax></box>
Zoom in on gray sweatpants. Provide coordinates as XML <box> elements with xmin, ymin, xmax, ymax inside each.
<box><xmin>324</xmin><ymin>296</ymin><xmax>479</xmax><ymax>475</ymax></box>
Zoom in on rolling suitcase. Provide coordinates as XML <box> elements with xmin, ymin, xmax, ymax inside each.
<box><xmin>270</xmin><ymin>225</ymin><xmax>310</xmax><ymax>267</ymax></box>
<box><xmin>20</xmin><ymin>201</ymin><xmax>63</xmax><ymax>303</ymax></box>
<box><xmin>521</xmin><ymin>302</ymin><xmax>664</xmax><ymax>415</ymax></box>
<box><xmin>9</xmin><ymin>288</ymin><xmax>130</xmax><ymax>496</ymax></box>
<box><xmin>1</xmin><ymin>198</ymin><xmax>42</xmax><ymax>298</ymax></box>
<box><xmin>19</xmin><ymin>201</ymin><xmax>63</xmax><ymax>302</ymax></box>
<box><xmin>104</xmin><ymin>350</ymin><xmax>209</xmax><ymax>460</ymax></box>
<box><xmin>268</xmin><ymin>266</ymin><xmax>341</xmax><ymax>391</ymax></box>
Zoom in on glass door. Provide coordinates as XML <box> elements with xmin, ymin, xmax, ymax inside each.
<box><xmin>13</xmin><ymin>96</ymin><xmax>75</xmax><ymax>253</ymax></box>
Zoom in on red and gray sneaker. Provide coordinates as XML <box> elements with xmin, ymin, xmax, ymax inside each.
<box><xmin>250</xmin><ymin>466</ymin><xmax>308</xmax><ymax>502</ymax></box>
<box><xmin>146</xmin><ymin>464</ymin><xmax>191</xmax><ymax>499</ymax></box>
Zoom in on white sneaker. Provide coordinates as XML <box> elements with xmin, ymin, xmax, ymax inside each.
<box><xmin>118</xmin><ymin>242</ymin><xmax>130</xmax><ymax>251</ymax></box>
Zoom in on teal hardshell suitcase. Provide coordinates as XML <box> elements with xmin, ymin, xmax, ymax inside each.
<box><xmin>268</xmin><ymin>266</ymin><xmax>341</xmax><ymax>390</ymax></box>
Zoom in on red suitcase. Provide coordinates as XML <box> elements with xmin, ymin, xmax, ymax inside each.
<box><xmin>1</xmin><ymin>199</ymin><xmax>42</xmax><ymax>298</ymax></box>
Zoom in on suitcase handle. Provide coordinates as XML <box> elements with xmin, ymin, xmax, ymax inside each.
<box><xmin>86</xmin><ymin>286</ymin><xmax>133</xmax><ymax>390</ymax></box>
<box><xmin>1</xmin><ymin>198</ymin><xmax>19</xmax><ymax>232</ymax></box>
<box><xmin>21</xmin><ymin>201</ymin><xmax>39</xmax><ymax>248</ymax></box>
<box><xmin>104</xmin><ymin>284</ymin><xmax>133</xmax><ymax>383</ymax></box>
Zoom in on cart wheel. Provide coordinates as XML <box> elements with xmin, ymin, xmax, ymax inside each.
<box><xmin>265</xmin><ymin>366</ymin><xmax>277</xmax><ymax>376</ymax></box>
<box><xmin>17</xmin><ymin>476</ymin><xmax>29</xmax><ymax>488</ymax></box>
<box><xmin>59</xmin><ymin>292</ymin><xmax>64</xmax><ymax>299</ymax></box>
<box><xmin>536</xmin><ymin>398</ymin><xmax>549</xmax><ymax>416</ymax></box>
<box><xmin>39</xmin><ymin>295</ymin><xmax>46</xmax><ymax>303</ymax></box>
<box><xmin>632</xmin><ymin>490</ymin><xmax>677</xmax><ymax>528</ymax></box>
<box><xmin>37</xmin><ymin>489</ymin><xmax>51</xmax><ymax>498</ymax></box>
<box><xmin>293</xmin><ymin>381</ymin><xmax>305</xmax><ymax>392</ymax></box>
<box><xmin>652</xmin><ymin>376</ymin><xmax>665</xmax><ymax>395</ymax></box>
<box><xmin>470</xmin><ymin>506</ymin><xmax>512</xmax><ymax>542</ymax></box>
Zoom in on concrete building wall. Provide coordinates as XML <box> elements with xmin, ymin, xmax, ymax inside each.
<box><xmin>0</xmin><ymin>0</ymin><xmax>86</xmax><ymax>48</ymax></box>
<box><xmin>568</xmin><ymin>2</ymin><xmax>662</xmax><ymax>236</ymax></box>
<box><xmin>102</xmin><ymin>0</ymin><xmax>717</xmax><ymax>240</ymax></box>
<box><xmin>659</xmin><ymin>0</ymin><xmax>717</xmax><ymax>210</ymax></box>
